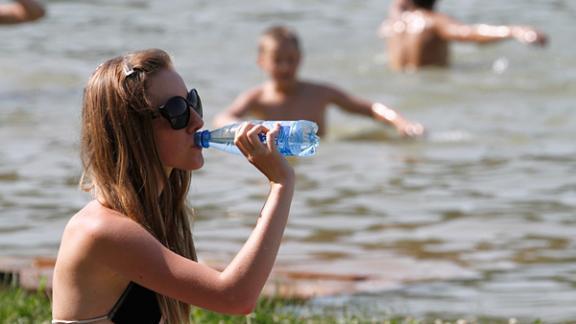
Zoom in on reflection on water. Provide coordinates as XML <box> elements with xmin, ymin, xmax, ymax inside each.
<box><xmin>1</xmin><ymin>0</ymin><xmax>576</xmax><ymax>321</ymax></box>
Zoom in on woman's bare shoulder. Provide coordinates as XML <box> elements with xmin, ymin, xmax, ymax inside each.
<box><xmin>62</xmin><ymin>201</ymin><xmax>146</xmax><ymax>249</ymax></box>
<box><xmin>68</xmin><ymin>200</ymin><xmax>123</xmax><ymax>228</ymax></box>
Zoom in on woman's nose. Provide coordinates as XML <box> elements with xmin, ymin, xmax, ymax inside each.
<box><xmin>186</xmin><ymin>108</ymin><xmax>204</xmax><ymax>133</ymax></box>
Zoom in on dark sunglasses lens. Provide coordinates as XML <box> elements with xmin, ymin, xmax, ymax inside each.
<box><xmin>163</xmin><ymin>97</ymin><xmax>190</xmax><ymax>129</ymax></box>
<box><xmin>187</xmin><ymin>89</ymin><xmax>203</xmax><ymax>118</ymax></box>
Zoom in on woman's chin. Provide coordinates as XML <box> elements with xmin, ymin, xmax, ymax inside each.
<box><xmin>187</xmin><ymin>156</ymin><xmax>205</xmax><ymax>171</ymax></box>
<box><xmin>167</xmin><ymin>156</ymin><xmax>204</xmax><ymax>172</ymax></box>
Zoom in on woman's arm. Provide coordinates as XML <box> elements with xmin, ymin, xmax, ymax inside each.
<box><xmin>91</xmin><ymin>123</ymin><xmax>294</xmax><ymax>315</ymax></box>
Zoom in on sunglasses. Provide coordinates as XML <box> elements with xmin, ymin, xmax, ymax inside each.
<box><xmin>154</xmin><ymin>88</ymin><xmax>203</xmax><ymax>130</ymax></box>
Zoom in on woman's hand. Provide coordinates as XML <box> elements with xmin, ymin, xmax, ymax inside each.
<box><xmin>234</xmin><ymin>122</ymin><xmax>295</xmax><ymax>185</ymax></box>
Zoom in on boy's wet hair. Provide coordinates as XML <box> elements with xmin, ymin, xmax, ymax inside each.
<box><xmin>259</xmin><ymin>25</ymin><xmax>300</xmax><ymax>53</ymax></box>
<box><xmin>412</xmin><ymin>0</ymin><xmax>437</xmax><ymax>10</ymax></box>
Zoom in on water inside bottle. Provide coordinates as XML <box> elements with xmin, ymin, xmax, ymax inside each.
<box><xmin>195</xmin><ymin>120</ymin><xmax>319</xmax><ymax>157</ymax></box>
<box><xmin>261</xmin><ymin>121</ymin><xmax>319</xmax><ymax>157</ymax></box>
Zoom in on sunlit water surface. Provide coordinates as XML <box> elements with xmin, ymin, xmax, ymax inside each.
<box><xmin>1</xmin><ymin>0</ymin><xmax>575</xmax><ymax>321</ymax></box>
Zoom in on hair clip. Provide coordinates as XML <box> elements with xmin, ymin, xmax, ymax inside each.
<box><xmin>123</xmin><ymin>63</ymin><xmax>135</xmax><ymax>77</ymax></box>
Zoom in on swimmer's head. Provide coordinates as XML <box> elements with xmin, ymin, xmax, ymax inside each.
<box><xmin>412</xmin><ymin>0</ymin><xmax>437</xmax><ymax>10</ymax></box>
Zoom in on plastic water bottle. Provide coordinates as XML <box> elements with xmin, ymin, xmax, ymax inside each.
<box><xmin>194</xmin><ymin>120</ymin><xmax>319</xmax><ymax>157</ymax></box>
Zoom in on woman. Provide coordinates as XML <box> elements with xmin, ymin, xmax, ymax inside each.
<box><xmin>51</xmin><ymin>49</ymin><xmax>295</xmax><ymax>323</ymax></box>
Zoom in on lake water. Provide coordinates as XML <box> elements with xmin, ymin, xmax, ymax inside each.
<box><xmin>1</xmin><ymin>0</ymin><xmax>575</xmax><ymax>321</ymax></box>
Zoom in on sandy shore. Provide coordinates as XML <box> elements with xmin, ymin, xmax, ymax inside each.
<box><xmin>0</xmin><ymin>255</ymin><xmax>473</xmax><ymax>299</ymax></box>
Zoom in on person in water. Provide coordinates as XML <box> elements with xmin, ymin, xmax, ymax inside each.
<box><xmin>51</xmin><ymin>49</ymin><xmax>295</xmax><ymax>323</ymax></box>
<box><xmin>213</xmin><ymin>25</ymin><xmax>424</xmax><ymax>138</ymax></box>
<box><xmin>379</xmin><ymin>0</ymin><xmax>548</xmax><ymax>71</ymax></box>
<box><xmin>0</xmin><ymin>0</ymin><xmax>45</xmax><ymax>24</ymax></box>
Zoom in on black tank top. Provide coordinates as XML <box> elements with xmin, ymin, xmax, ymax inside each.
<box><xmin>108</xmin><ymin>282</ymin><xmax>162</xmax><ymax>323</ymax></box>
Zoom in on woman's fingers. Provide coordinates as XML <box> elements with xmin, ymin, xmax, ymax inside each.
<box><xmin>265</xmin><ymin>123</ymin><xmax>281</xmax><ymax>152</ymax></box>
<box><xmin>234</xmin><ymin>122</ymin><xmax>276</xmax><ymax>157</ymax></box>
<box><xmin>234</xmin><ymin>122</ymin><xmax>293</xmax><ymax>183</ymax></box>
<box><xmin>246</xmin><ymin>124</ymin><xmax>269</xmax><ymax>153</ymax></box>
<box><xmin>234</xmin><ymin>122</ymin><xmax>254</xmax><ymax>155</ymax></box>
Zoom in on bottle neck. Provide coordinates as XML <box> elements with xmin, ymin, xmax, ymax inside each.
<box><xmin>194</xmin><ymin>130</ymin><xmax>211</xmax><ymax>148</ymax></box>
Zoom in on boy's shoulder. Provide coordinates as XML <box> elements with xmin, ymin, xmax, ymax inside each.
<box><xmin>241</xmin><ymin>80</ymin><xmax>332</xmax><ymax>97</ymax></box>
<box><xmin>299</xmin><ymin>79</ymin><xmax>340</xmax><ymax>93</ymax></box>
<box><xmin>235</xmin><ymin>84</ymin><xmax>266</xmax><ymax>103</ymax></box>
<box><xmin>301</xmin><ymin>80</ymin><xmax>346</xmax><ymax>100</ymax></box>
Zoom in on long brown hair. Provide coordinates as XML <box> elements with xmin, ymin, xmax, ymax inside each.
<box><xmin>80</xmin><ymin>48</ymin><xmax>196</xmax><ymax>323</ymax></box>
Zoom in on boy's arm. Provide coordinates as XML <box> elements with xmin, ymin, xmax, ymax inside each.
<box><xmin>213</xmin><ymin>89</ymin><xmax>259</xmax><ymax>128</ymax></box>
<box><xmin>435</xmin><ymin>14</ymin><xmax>547</xmax><ymax>46</ymax></box>
<box><xmin>0</xmin><ymin>0</ymin><xmax>45</xmax><ymax>24</ymax></box>
<box><xmin>327</xmin><ymin>86</ymin><xmax>424</xmax><ymax>138</ymax></box>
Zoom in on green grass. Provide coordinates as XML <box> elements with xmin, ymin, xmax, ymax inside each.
<box><xmin>0</xmin><ymin>284</ymin><xmax>549</xmax><ymax>324</ymax></box>
<box><xmin>189</xmin><ymin>297</ymin><xmax>410</xmax><ymax>323</ymax></box>
<box><xmin>0</xmin><ymin>284</ymin><xmax>52</xmax><ymax>324</ymax></box>
<box><xmin>0</xmin><ymin>287</ymin><xmax>383</xmax><ymax>324</ymax></box>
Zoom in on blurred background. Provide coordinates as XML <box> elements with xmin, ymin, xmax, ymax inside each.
<box><xmin>1</xmin><ymin>0</ymin><xmax>575</xmax><ymax>321</ymax></box>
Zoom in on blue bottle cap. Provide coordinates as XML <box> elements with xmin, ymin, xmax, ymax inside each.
<box><xmin>194</xmin><ymin>130</ymin><xmax>211</xmax><ymax>148</ymax></box>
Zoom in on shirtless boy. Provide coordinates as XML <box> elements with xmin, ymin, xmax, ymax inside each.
<box><xmin>214</xmin><ymin>25</ymin><xmax>424</xmax><ymax>138</ymax></box>
<box><xmin>379</xmin><ymin>0</ymin><xmax>547</xmax><ymax>71</ymax></box>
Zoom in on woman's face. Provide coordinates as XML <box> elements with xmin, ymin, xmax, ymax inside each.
<box><xmin>146</xmin><ymin>68</ymin><xmax>204</xmax><ymax>173</ymax></box>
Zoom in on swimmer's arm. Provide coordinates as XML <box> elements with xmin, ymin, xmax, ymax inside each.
<box><xmin>436</xmin><ymin>14</ymin><xmax>547</xmax><ymax>46</ymax></box>
<box><xmin>213</xmin><ymin>88</ymin><xmax>260</xmax><ymax>128</ymax></box>
<box><xmin>0</xmin><ymin>0</ymin><xmax>45</xmax><ymax>24</ymax></box>
<box><xmin>328</xmin><ymin>86</ymin><xmax>424</xmax><ymax>137</ymax></box>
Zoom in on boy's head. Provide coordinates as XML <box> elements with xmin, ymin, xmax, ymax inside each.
<box><xmin>258</xmin><ymin>25</ymin><xmax>300</xmax><ymax>55</ymax></box>
<box><xmin>258</xmin><ymin>25</ymin><xmax>301</xmax><ymax>85</ymax></box>
<box><xmin>411</xmin><ymin>0</ymin><xmax>437</xmax><ymax>10</ymax></box>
